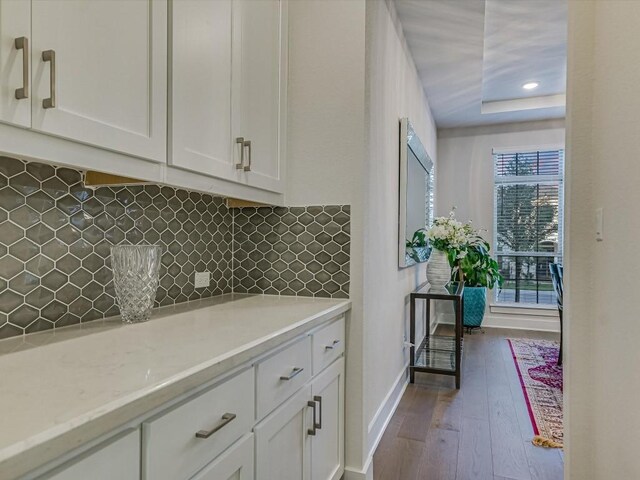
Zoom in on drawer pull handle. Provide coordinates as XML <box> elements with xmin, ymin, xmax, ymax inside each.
<box><xmin>280</xmin><ymin>367</ymin><xmax>304</xmax><ymax>381</ymax></box>
<box><xmin>42</xmin><ymin>49</ymin><xmax>56</xmax><ymax>109</ymax></box>
<box><xmin>195</xmin><ymin>413</ymin><xmax>236</xmax><ymax>439</ymax></box>
<box><xmin>14</xmin><ymin>37</ymin><xmax>29</xmax><ymax>99</ymax></box>
<box><xmin>307</xmin><ymin>400</ymin><xmax>317</xmax><ymax>436</ymax></box>
<box><xmin>314</xmin><ymin>395</ymin><xmax>322</xmax><ymax>430</ymax></box>
<box><xmin>235</xmin><ymin>137</ymin><xmax>245</xmax><ymax>169</ymax></box>
<box><xmin>325</xmin><ymin>340</ymin><xmax>341</xmax><ymax>350</ymax></box>
<box><xmin>243</xmin><ymin>140</ymin><xmax>252</xmax><ymax>172</ymax></box>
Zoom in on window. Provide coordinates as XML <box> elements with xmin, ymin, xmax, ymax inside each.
<box><xmin>493</xmin><ymin>148</ymin><xmax>564</xmax><ymax>306</ymax></box>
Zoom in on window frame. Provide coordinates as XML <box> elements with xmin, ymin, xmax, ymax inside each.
<box><xmin>491</xmin><ymin>145</ymin><xmax>565</xmax><ymax>308</ymax></box>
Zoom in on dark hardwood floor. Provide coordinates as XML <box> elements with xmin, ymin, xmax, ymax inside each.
<box><xmin>372</xmin><ymin>327</ymin><xmax>563</xmax><ymax>480</ymax></box>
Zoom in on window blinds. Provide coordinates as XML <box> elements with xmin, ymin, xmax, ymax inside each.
<box><xmin>493</xmin><ymin>149</ymin><xmax>564</xmax><ymax>305</ymax></box>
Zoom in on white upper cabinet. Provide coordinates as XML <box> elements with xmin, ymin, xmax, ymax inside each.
<box><xmin>170</xmin><ymin>0</ymin><xmax>235</xmax><ymax>180</ymax></box>
<box><xmin>30</xmin><ymin>0</ymin><xmax>167</xmax><ymax>163</ymax></box>
<box><xmin>172</xmin><ymin>0</ymin><xmax>287</xmax><ymax>193</ymax></box>
<box><xmin>232</xmin><ymin>0</ymin><xmax>286</xmax><ymax>193</ymax></box>
<box><xmin>0</xmin><ymin>0</ymin><xmax>31</xmax><ymax>128</ymax></box>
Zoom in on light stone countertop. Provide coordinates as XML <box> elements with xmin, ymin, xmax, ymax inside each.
<box><xmin>0</xmin><ymin>294</ymin><xmax>351</xmax><ymax>479</ymax></box>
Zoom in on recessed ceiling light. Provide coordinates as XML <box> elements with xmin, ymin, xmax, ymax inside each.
<box><xmin>522</xmin><ymin>82</ymin><xmax>539</xmax><ymax>90</ymax></box>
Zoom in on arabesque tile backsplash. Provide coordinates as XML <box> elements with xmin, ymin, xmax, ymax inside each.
<box><xmin>0</xmin><ymin>157</ymin><xmax>350</xmax><ymax>340</ymax></box>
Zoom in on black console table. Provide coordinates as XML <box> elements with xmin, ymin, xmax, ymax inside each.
<box><xmin>409</xmin><ymin>281</ymin><xmax>464</xmax><ymax>388</ymax></box>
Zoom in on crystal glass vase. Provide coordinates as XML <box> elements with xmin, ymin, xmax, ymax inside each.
<box><xmin>110</xmin><ymin>245</ymin><xmax>162</xmax><ymax>323</ymax></box>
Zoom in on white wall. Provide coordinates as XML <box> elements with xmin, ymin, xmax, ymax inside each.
<box><xmin>285</xmin><ymin>0</ymin><xmax>369</xmax><ymax>476</ymax></box>
<box><xmin>566</xmin><ymin>1</ymin><xmax>640</xmax><ymax>478</ymax></box>
<box><xmin>437</xmin><ymin>120</ymin><xmax>565</xmax><ymax>331</ymax></box>
<box><xmin>363</xmin><ymin>0</ymin><xmax>437</xmax><ymax>469</ymax></box>
<box><xmin>287</xmin><ymin>2</ymin><xmax>438</xmax><ymax>477</ymax></box>
<box><xmin>286</xmin><ymin>0</ymin><xmax>366</xmax><ymax>208</ymax></box>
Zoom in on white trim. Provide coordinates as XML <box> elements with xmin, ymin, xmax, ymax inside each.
<box><xmin>344</xmin><ymin>463</ymin><xmax>373</xmax><ymax>480</ymax></box>
<box><xmin>348</xmin><ymin>365</ymin><xmax>410</xmax><ymax>480</ymax></box>
<box><xmin>438</xmin><ymin>312</ymin><xmax>560</xmax><ymax>333</ymax></box>
<box><xmin>494</xmin><ymin>175</ymin><xmax>563</xmax><ymax>185</ymax></box>
<box><xmin>367</xmin><ymin>365</ymin><xmax>408</xmax><ymax>436</ymax></box>
<box><xmin>481</xmin><ymin>94</ymin><xmax>566</xmax><ymax>115</ymax></box>
<box><xmin>492</xmin><ymin>143</ymin><xmax>566</xmax><ymax>156</ymax></box>
<box><xmin>489</xmin><ymin>303</ymin><xmax>558</xmax><ymax>316</ymax></box>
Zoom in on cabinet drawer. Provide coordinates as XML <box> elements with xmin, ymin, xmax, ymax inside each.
<box><xmin>257</xmin><ymin>336</ymin><xmax>312</xmax><ymax>420</ymax></box>
<box><xmin>312</xmin><ymin>316</ymin><xmax>345</xmax><ymax>375</ymax></box>
<box><xmin>192</xmin><ymin>433</ymin><xmax>254</xmax><ymax>480</ymax></box>
<box><xmin>143</xmin><ymin>367</ymin><xmax>255</xmax><ymax>480</ymax></box>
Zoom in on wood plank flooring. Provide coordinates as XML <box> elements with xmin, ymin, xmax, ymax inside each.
<box><xmin>372</xmin><ymin>327</ymin><xmax>564</xmax><ymax>480</ymax></box>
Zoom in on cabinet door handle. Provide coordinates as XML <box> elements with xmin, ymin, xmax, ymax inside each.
<box><xmin>325</xmin><ymin>340</ymin><xmax>341</xmax><ymax>350</ymax></box>
<box><xmin>243</xmin><ymin>140</ymin><xmax>252</xmax><ymax>171</ymax></box>
<box><xmin>307</xmin><ymin>400</ymin><xmax>317</xmax><ymax>436</ymax></box>
<box><xmin>314</xmin><ymin>395</ymin><xmax>322</xmax><ymax>430</ymax></box>
<box><xmin>280</xmin><ymin>366</ymin><xmax>304</xmax><ymax>381</ymax></box>
<box><xmin>14</xmin><ymin>37</ymin><xmax>29</xmax><ymax>100</ymax></box>
<box><xmin>235</xmin><ymin>137</ymin><xmax>245</xmax><ymax>169</ymax></box>
<box><xmin>195</xmin><ymin>412</ymin><xmax>236</xmax><ymax>439</ymax></box>
<box><xmin>42</xmin><ymin>50</ymin><xmax>56</xmax><ymax>109</ymax></box>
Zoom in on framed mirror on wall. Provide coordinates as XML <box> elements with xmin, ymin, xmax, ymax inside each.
<box><xmin>399</xmin><ymin>117</ymin><xmax>435</xmax><ymax>268</ymax></box>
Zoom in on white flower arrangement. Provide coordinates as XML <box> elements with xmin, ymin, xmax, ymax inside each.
<box><xmin>427</xmin><ymin>208</ymin><xmax>473</xmax><ymax>253</ymax></box>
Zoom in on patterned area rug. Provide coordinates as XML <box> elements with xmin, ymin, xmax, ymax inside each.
<box><xmin>507</xmin><ymin>338</ymin><xmax>563</xmax><ymax>448</ymax></box>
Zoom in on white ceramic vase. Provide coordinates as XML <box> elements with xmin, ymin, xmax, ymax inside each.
<box><xmin>426</xmin><ymin>249</ymin><xmax>451</xmax><ymax>288</ymax></box>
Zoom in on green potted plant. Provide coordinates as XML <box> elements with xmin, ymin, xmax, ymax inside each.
<box><xmin>453</xmin><ymin>234</ymin><xmax>503</xmax><ymax>329</ymax></box>
<box><xmin>405</xmin><ymin>229</ymin><xmax>431</xmax><ymax>264</ymax></box>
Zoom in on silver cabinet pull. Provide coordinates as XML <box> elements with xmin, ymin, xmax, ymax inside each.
<box><xmin>314</xmin><ymin>395</ymin><xmax>322</xmax><ymax>430</ymax></box>
<box><xmin>195</xmin><ymin>413</ymin><xmax>236</xmax><ymax>439</ymax></box>
<box><xmin>307</xmin><ymin>400</ymin><xmax>317</xmax><ymax>436</ymax></box>
<box><xmin>42</xmin><ymin>50</ymin><xmax>56</xmax><ymax>109</ymax></box>
<box><xmin>280</xmin><ymin>366</ymin><xmax>304</xmax><ymax>381</ymax></box>
<box><xmin>14</xmin><ymin>37</ymin><xmax>28</xmax><ymax>99</ymax></box>
<box><xmin>325</xmin><ymin>340</ymin><xmax>341</xmax><ymax>350</ymax></box>
<box><xmin>243</xmin><ymin>140</ymin><xmax>252</xmax><ymax>171</ymax></box>
<box><xmin>235</xmin><ymin>137</ymin><xmax>245</xmax><ymax>169</ymax></box>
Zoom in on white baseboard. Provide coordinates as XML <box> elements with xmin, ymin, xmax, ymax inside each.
<box><xmin>344</xmin><ymin>463</ymin><xmax>373</xmax><ymax>480</ymax></box>
<box><xmin>437</xmin><ymin>312</ymin><xmax>560</xmax><ymax>332</ymax></box>
<box><xmin>349</xmin><ymin>365</ymin><xmax>409</xmax><ymax>479</ymax></box>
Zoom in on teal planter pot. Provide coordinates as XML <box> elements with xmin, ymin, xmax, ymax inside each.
<box><xmin>464</xmin><ymin>286</ymin><xmax>487</xmax><ymax>328</ymax></box>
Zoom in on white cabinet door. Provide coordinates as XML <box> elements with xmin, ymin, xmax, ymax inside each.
<box><xmin>0</xmin><ymin>0</ymin><xmax>30</xmax><ymax>128</ymax></box>
<box><xmin>170</xmin><ymin>0</ymin><xmax>236</xmax><ymax>180</ymax></box>
<box><xmin>30</xmin><ymin>0</ymin><xmax>167</xmax><ymax>162</ymax></box>
<box><xmin>232</xmin><ymin>0</ymin><xmax>286</xmax><ymax>193</ymax></box>
<box><xmin>39</xmin><ymin>429</ymin><xmax>140</xmax><ymax>480</ymax></box>
<box><xmin>311</xmin><ymin>358</ymin><xmax>344</xmax><ymax>480</ymax></box>
<box><xmin>255</xmin><ymin>384</ymin><xmax>312</xmax><ymax>480</ymax></box>
<box><xmin>192</xmin><ymin>434</ymin><xmax>254</xmax><ymax>480</ymax></box>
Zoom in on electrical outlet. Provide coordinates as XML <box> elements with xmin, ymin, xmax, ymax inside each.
<box><xmin>194</xmin><ymin>271</ymin><xmax>211</xmax><ymax>289</ymax></box>
<box><xmin>595</xmin><ymin>207</ymin><xmax>604</xmax><ymax>241</ymax></box>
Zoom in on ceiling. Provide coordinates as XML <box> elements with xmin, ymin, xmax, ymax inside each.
<box><xmin>394</xmin><ymin>0</ymin><xmax>567</xmax><ymax>129</ymax></box>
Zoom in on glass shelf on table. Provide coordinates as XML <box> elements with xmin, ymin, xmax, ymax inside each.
<box><xmin>413</xmin><ymin>335</ymin><xmax>461</xmax><ymax>372</ymax></box>
<box><xmin>413</xmin><ymin>281</ymin><xmax>464</xmax><ymax>297</ymax></box>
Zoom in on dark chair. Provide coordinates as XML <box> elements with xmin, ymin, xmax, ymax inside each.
<box><xmin>549</xmin><ymin>263</ymin><xmax>563</xmax><ymax>366</ymax></box>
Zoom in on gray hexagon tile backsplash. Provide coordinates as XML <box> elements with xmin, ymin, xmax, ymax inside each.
<box><xmin>232</xmin><ymin>206</ymin><xmax>350</xmax><ymax>298</ymax></box>
<box><xmin>0</xmin><ymin>157</ymin><xmax>350</xmax><ymax>340</ymax></box>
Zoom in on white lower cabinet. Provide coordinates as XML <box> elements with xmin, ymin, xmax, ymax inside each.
<box><xmin>38</xmin><ymin>429</ymin><xmax>140</xmax><ymax>480</ymax></box>
<box><xmin>142</xmin><ymin>367</ymin><xmax>255</xmax><ymax>480</ymax></box>
<box><xmin>192</xmin><ymin>434</ymin><xmax>254</xmax><ymax>480</ymax></box>
<box><xmin>254</xmin><ymin>385</ymin><xmax>313</xmax><ymax>480</ymax></box>
<box><xmin>311</xmin><ymin>358</ymin><xmax>345</xmax><ymax>480</ymax></box>
<box><xmin>34</xmin><ymin>315</ymin><xmax>345</xmax><ymax>480</ymax></box>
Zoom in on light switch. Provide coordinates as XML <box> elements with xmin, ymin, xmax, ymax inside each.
<box><xmin>595</xmin><ymin>208</ymin><xmax>604</xmax><ymax>241</ymax></box>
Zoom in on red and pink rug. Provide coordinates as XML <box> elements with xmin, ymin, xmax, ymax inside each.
<box><xmin>507</xmin><ymin>338</ymin><xmax>563</xmax><ymax>448</ymax></box>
